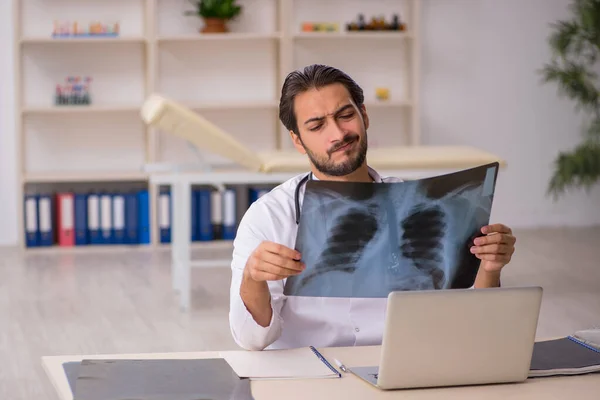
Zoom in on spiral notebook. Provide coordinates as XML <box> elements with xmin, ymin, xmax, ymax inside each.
<box><xmin>220</xmin><ymin>346</ymin><xmax>341</xmax><ymax>380</ymax></box>
<box><xmin>529</xmin><ymin>335</ymin><xmax>600</xmax><ymax>377</ymax></box>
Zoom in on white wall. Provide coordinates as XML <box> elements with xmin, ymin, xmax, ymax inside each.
<box><xmin>0</xmin><ymin>0</ymin><xmax>18</xmax><ymax>246</ymax></box>
<box><xmin>420</xmin><ymin>0</ymin><xmax>600</xmax><ymax>228</ymax></box>
<box><xmin>1</xmin><ymin>0</ymin><xmax>599</xmax><ymax>245</ymax></box>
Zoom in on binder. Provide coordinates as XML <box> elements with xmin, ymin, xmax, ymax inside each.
<box><xmin>124</xmin><ymin>193</ymin><xmax>139</xmax><ymax>244</ymax></box>
<box><xmin>198</xmin><ymin>189</ymin><xmax>212</xmax><ymax>241</ymax></box>
<box><xmin>38</xmin><ymin>194</ymin><xmax>54</xmax><ymax>246</ymax></box>
<box><xmin>74</xmin><ymin>194</ymin><xmax>88</xmax><ymax>245</ymax></box>
<box><xmin>137</xmin><ymin>190</ymin><xmax>150</xmax><ymax>245</ymax></box>
<box><xmin>67</xmin><ymin>359</ymin><xmax>253</xmax><ymax>400</ymax></box>
<box><xmin>112</xmin><ymin>194</ymin><xmax>126</xmax><ymax>244</ymax></box>
<box><xmin>158</xmin><ymin>190</ymin><xmax>171</xmax><ymax>243</ymax></box>
<box><xmin>100</xmin><ymin>194</ymin><xmax>112</xmax><ymax>244</ymax></box>
<box><xmin>211</xmin><ymin>190</ymin><xmax>223</xmax><ymax>240</ymax></box>
<box><xmin>191</xmin><ymin>190</ymin><xmax>199</xmax><ymax>241</ymax></box>
<box><xmin>24</xmin><ymin>194</ymin><xmax>39</xmax><ymax>247</ymax></box>
<box><xmin>235</xmin><ymin>186</ymin><xmax>248</xmax><ymax>228</ymax></box>
<box><xmin>88</xmin><ymin>194</ymin><xmax>101</xmax><ymax>245</ymax></box>
<box><xmin>56</xmin><ymin>193</ymin><xmax>75</xmax><ymax>247</ymax></box>
<box><xmin>222</xmin><ymin>189</ymin><xmax>236</xmax><ymax>240</ymax></box>
<box><xmin>529</xmin><ymin>335</ymin><xmax>600</xmax><ymax>377</ymax></box>
<box><xmin>249</xmin><ymin>188</ymin><xmax>270</xmax><ymax>206</ymax></box>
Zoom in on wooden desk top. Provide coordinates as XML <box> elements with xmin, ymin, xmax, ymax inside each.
<box><xmin>42</xmin><ymin>345</ymin><xmax>600</xmax><ymax>400</ymax></box>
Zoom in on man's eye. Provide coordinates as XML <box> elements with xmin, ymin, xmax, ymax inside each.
<box><xmin>309</xmin><ymin>125</ymin><xmax>322</xmax><ymax>131</ymax></box>
<box><xmin>339</xmin><ymin>113</ymin><xmax>354</xmax><ymax>119</ymax></box>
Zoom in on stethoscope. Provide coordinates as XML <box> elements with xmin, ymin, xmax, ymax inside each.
<box><xmin>294</xmin><ymin>172</ymin><xmax>313</xmax><ymax>224</ymax></box>
<box><xmin>293</xmin><ymin>170</ymin><xmax>382</xmax><ymax>224</ymax></box>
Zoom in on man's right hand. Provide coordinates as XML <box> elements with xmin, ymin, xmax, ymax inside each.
<box><xmin>240</xmin><ymin>241</ymin><xmax>304</xmax><ymax>327</ymax></box>
<box><xmin>243</xmin><ymin>241</ymin><xmax>305</xmax><ymax>282</ymax></box>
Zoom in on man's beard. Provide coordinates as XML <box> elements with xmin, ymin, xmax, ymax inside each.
<box><xmin>301</xmin><ymin>132</ymin><xmax>368</xmax><ymax>177</ymax></box>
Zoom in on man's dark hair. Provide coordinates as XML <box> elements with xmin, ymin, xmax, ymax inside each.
<box><xmin>278</xmin><ymin>64</ymin><xmax>364</xmax><ymax>136</ymax></box>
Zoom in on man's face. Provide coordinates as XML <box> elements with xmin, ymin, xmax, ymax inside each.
<box><xmin>290</xmin><ymin>83</ymin><xmax>369</xmax><ymax>177</ymax></box>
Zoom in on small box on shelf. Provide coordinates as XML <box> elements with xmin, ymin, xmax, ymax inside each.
<box><xmin>346</xmin><ymin>13</ymin><xmax>407</xmax><ymax>32</ymax></box>
<box><xmin>54</xmin><ymin>76</ymin><xmax>92</xmax><ymax>106</ymax></box>
<box><xmin>301</xmin><ymin>22</ymin><xmax>340</xmax><ymax>33</ymax></box>
<box><xmin>52</xmin><ymin>20</ymin><xmax>120</xmax><ymax>38</ymax></box>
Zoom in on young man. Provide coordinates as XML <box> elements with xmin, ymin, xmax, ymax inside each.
<box><xmin>229</xmin><ymin>64</ymin><xmax>516</xmax><ymax>351</ymax></box>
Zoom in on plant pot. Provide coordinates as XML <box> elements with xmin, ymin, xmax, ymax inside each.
<box><xmin>201</xmin><ymin>18</ymin><xmax>228</xmax><ymax>33</ymax></box>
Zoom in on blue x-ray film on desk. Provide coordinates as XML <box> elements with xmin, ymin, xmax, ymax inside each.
<box><xmin>283</xmin><ymin>163</ymin><xmax>499</xmax><ymax>298</ymax></box>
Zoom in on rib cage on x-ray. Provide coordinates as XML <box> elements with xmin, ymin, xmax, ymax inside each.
<box><xmin>283</xmin><ymin>163</ymin><xmax>499</xmax><ymax>298</ymax></box>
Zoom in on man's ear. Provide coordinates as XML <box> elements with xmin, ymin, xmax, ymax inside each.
<box><xmin>290</xmin><ymin>131</ymin><xmax>306</xmax><ymax>154</ymax></box>
<box><xmin>360</xmin><ymin>104</ymin><xmax>369</xmax><ymax>130</ymax></box>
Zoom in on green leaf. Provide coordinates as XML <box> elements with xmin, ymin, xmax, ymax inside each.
<box><xmin>548</xmin><ymin>139</ymin><xmax>600</xmax><ymax>199</ymax></box>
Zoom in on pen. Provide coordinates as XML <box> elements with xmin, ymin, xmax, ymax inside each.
<box><xmin>334</xmin><ymin>358</ymin><xmax>348</xmax><ymax>373</ymax></box>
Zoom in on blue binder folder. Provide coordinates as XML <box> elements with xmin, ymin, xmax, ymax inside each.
<box><xmin>112</xmin><ymin>194</ymin><xmax>125</xmax><ymax>244</ymax></box>
<box><xmin>191</xmin><ymin>190</ymin><xmax>199</xmax><ymax>241</ymax></box>
<box><xmin>222</xmin><ymin>189</ymin><xmax>236</xmax><ymax>240</ymax></box>
<box><xmin>137</xmin><ymin>190</ymin><xmax>150</xmax><ymax>245</ymax></box>
<box><xmin>38</xmin><ymin>194</ymin><xmax>54</xmax><ymax>246</ymax></box>
<box><xmin>74</xmin><ymin>194</ymin><xmax>88</xmax><ymax>245</ymax></box>
<box><xmin>24</xmin><ymin>194</ymin><xmax>39</xmax><ymax>247</ymax></box>
<box><xmin>159</xmin><ymin>190</ymin><xmax>171</xmax><ymax>243</ymax></box>
<box><xmin>99</xmin><ymin>194</ymin><xmax>113</xmax><ymax>244</ymax></box>
<box><xmin>88</xmin><ymin>193</ymin><xmax>101</xmax><ymax>245</ymax></box>
<box><xmin>198</xmin><ymin>189</ymin><xmax>213</xmax><ymax>241</ymax></box>
<box><xmin>125</xmin><ymin>193</ymin><xmax>139</xmax><ymax>244</ymax></box>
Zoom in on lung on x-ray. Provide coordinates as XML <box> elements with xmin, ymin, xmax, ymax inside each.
<box><xmin>283</xmin><ymin>162</ymin><xmax>499</xmax><ymax>298</ymax></box>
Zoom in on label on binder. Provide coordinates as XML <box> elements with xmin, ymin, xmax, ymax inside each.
<box><xmin>61</xmin><ymin>196</ymin><xmax>74</xmax><ymax>230</ymax></box>
<box><xmin>25</xmin><ymin>198</ymin><xmax>37</xmax><ymax>233</ymax></box>
<box><xmin>39</xmin><ymin>198</ymin><xmax>51</xmax><ymax>233</ymax></box>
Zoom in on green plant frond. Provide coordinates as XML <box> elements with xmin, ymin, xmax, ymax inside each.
<box><xmin>548</xmin><ymin>140</ymin><xmax>600</xmax><ymax>199</ymax></box>
<box><xmin>543</xmin><ymin>0</ymin><xmax>600</xmax><ymax>200</ymax></box>
<box><xmin>549</xmin><ymin>20</ymin><xmax>580</xmax><ymax>58</ymax></box>
<box><xmin>586</xmin><ymin>117</ymin><xmax>600</xmax><ymax>138</ymax></box>
<box><xmin>541</xmin><ymin>60</ymin><xmax>599</xmax><ymax>113</ymax></box>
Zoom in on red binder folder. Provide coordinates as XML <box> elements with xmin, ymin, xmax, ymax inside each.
<box><xmin>56</xmin><ymin>193</ymin><xmax>75</xmax><ymax>246</ymax></box>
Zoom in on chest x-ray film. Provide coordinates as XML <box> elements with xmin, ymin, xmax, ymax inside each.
<box><xmin>283</xmin><ymin>162</ymin><xmax>499</xmax><ymax>298</ymax></box>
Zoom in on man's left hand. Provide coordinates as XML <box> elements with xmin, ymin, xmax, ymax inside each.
<box><xmin>470</xmin><ymin>223</ymin><xmax>516</xmax><ymax>273</ymax></box>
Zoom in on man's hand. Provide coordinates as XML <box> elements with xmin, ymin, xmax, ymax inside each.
<box><xmin>240</xmin><ymin>241</ymin><xmax>304</xmax><ymax>327</ymax></box>
<box><xmin>470</xmin><ymin>224</ymin><xmax>516</xmax><ymax>288</ymax></box>
<box><xmin>244</xmin><ymin>241</ymin><xmax>305</xmax><ymax>282</ymax></box>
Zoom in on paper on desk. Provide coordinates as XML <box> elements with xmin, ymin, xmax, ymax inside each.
<box><xmin>220</xmin><ymin>347</ymin><xmax>339</xmax><ymax>380</ymax></box>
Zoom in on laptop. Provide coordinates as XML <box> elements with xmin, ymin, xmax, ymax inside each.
<box><xmin>349</xmin><ymin>286</ymin><xmax>543</xmax><ymax>390</ymax></box>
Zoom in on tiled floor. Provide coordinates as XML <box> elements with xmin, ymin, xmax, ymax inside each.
<box><xmin>1</xmin><ymin>226</ymin><xmax>599</xmax><ymax>399</ymax></box>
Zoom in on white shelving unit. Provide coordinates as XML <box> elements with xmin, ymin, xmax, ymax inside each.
<box><xmin>14</xmin><ymin>0</ymin><xmax>421</xmax><ymax>251</ymax></box>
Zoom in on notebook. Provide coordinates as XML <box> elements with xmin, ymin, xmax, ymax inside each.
<box><xmin>529</xmin><ymin>335</ymin><xmax>600</xmax><ymax>377</ymax></box>
<box><xmin>67</xmin><ymin>359</ymin><xmax>254</xmax><ymax>400</ymax></box>
<box><xmin>220</xmin><ymin>346</ymin><xmax>341</xmax><ymax>380</ymax></box>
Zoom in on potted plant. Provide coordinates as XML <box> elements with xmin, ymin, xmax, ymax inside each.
<box><xmin>540</xmin><ymin>0</ymin><xmax>600</xmax><ymax>199</ymax></box>
<box><xmin>184</xmin><ymin>0</ymin><xmax>243</xmax><ymax>34</ymax></box>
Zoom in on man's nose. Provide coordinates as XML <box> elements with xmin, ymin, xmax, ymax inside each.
<box><xmin>327</xmin><ymin>119</ymin><xmax>346</xmax><ymax>141</ymax></box>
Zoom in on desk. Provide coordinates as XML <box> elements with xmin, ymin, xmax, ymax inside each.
<box><xmin>42</xmin><ymin>344</ymin><xmax>600</xmax><ymax>400</ymax></box>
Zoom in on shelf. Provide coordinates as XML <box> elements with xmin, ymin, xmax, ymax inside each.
<box><xmin>185</xmin><ymin>100</ymin><xmax>279</xmax><ymax>110</ymax></box>
<box><xmin>365</xmin><ymin>100</ymin><xmax>412</xmax><ymax>108</ymax></box>
<box><xmin>157</xmin><ymin>32</ymin><xmax>281</xmax><ymax>42</ymax></box>
<box><xmin>23</xmin><ymin>105</ymin><xmax>142</xmax><ymax>115</ymax></box>
<box><xmin>23</xmin><ymin>244</ymin><xmax>154</xmax><ymax>255</ymax></box>
<box><xmin>293</xmin><ymin>31</ymin><xmax>412</xmax><ymax>40</ymax></box>
<box><xmin>24</xmin><ymin>240</ymin><xmax>234</xmax><ymax>255</ymax></box>
<box><xmin>158</xmin><ymin>240</ymin><xmax>234</xmax><ymax>250</ymax></box>
<box><xmin>24</xmin><ymin>171</ymin><xmax>149</xmax><ymax>183</ymax></box>
<box><xmin>20</xmin><ymin>37</ymin><xmax>146</xmax><ymax>44</ymax></box>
